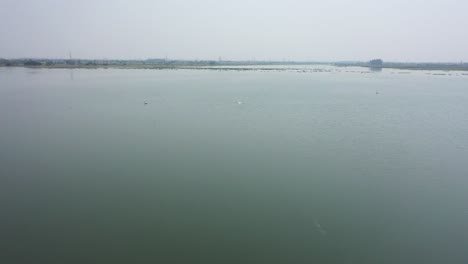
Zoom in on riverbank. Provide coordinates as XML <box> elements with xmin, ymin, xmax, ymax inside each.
<box><xmin>335</xmin><ymin>63</ymin><xmax>468</xmax><ymax>71</ymax></box>
<box><xmin>2</xmin><ymin>63</ymin><xmax>468</xmax><ymax>71</ymax></box>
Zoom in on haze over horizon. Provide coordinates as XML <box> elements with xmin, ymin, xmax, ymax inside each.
<box><xmin>1</xmin><ymin>0</ymin><xmax>467</xmax><ymax>62</ymax></box>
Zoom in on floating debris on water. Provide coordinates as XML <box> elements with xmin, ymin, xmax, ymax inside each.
<box><xmin>314</xmin><ymin>219</ymin><xmax>327</xmax><ymax>236</ymax></box>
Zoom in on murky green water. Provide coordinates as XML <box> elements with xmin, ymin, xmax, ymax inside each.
<box><xmin>1</xmin><ymin>66</ymin><xmax>468</xmax><ymax>263</ymax></box>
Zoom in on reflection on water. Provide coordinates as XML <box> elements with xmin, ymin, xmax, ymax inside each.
<box><xmin>369</xmin><ymin>67</ymin><xmax>383</xmax><ymax>72</ymax></box>
<box><xmin>1</xmin><ymin>66</ymin><xmax>468</xmax><ymax>263</ymax></box>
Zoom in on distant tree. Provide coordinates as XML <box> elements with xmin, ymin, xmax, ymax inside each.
<box><xmin>24</xmin><ymin>60</ymin><xmax>42</xmax><ymax>66</ymax></box>
<box><xmin>369</xmin><ymin>59</ymin><xmax>383</xmax><ymax>66</ymax></box>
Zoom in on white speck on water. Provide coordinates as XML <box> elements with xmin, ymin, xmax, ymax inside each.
<box><xmin>314</xmin><ymin>219</ymin><xmax>327</xmax><ymax>236</ymax></box>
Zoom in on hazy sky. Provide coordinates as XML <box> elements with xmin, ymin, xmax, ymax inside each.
<box><xmin>1</xmin><ymin>0</ymin><xmax>467</xmax><ymax>62</ymax></box>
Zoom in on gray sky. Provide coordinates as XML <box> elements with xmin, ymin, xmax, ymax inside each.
<box><xmin>1</xmin><ymin>0</ymin><xmax>467</xmax><ymax>62</ymax></box>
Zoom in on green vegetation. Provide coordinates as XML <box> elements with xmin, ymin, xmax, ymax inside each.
<box><xmin>1</xmin><ymin>58</ymin><xmax>467</xmax><ymax>71</ymax></box>
<box><xmin>335</xmin><ymin>60</ymin><xmax>468</xmax><ymax>71</ymax></box>
<box><xmin>0</xmin><ymin>59</ymin><xmax>13</xmax><ymax>66</ymax></box>
<box><xmin>23</xmin><ymin>60</ymin><xmax>42</xmax><ymax>66</ymax></box>
<box><xmin>369</xmin><ymin>59</ymin><xmax>383</xmax><ymax>66</ymax></box>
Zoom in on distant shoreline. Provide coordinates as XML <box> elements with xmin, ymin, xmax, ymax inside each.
<box><xmin>1</xmin><ymin>63</ymin><xmax>468</xmax><ymax>71</ymax></box>
<box><xmin>336</xmin><ymin>65</ymin><xmax>468</xmax><ymax>71</ymax></box>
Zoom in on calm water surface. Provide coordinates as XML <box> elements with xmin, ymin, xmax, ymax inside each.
<box><xmin>1</xmin><ymin>66</ymin><xmax>468</xmax><ymax>263</ymax></box>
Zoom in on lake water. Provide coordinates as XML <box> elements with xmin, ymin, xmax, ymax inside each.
<box><xmin>1</xmin><ymin>66</ymin><xmax>468</xmax><ymax>263</ymax></box>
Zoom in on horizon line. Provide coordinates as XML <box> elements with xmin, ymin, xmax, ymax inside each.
<box><xmin>1</xmin><ymin>57</ymin><xmax>466</xmax><ymax>64</ymax></box>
